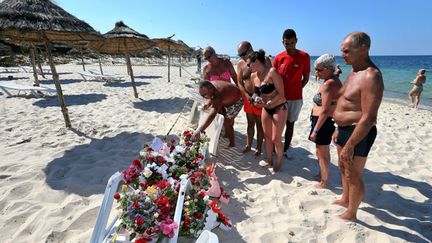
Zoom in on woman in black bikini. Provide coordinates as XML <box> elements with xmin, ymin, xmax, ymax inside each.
<box><xmin>247</xmin><ymin>50</ymin><xmax>287</xmax><ymax>173</ymax></box>
<box><xmin>309</xmin><ymin>54</ymin><xmax>342</xmax><ymax>188</ymax></box>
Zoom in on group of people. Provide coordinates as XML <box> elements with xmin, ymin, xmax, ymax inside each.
<box><xmin>192</xmin><ymin>30</ymin><xmax>384</xmax><ymax>221</ymax></box>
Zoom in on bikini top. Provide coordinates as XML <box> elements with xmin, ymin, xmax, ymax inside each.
<box><xmin>313</xmin><ymin>93</ymin><xmax>337</xmax><ymax>106</ymax></box>
<box><xmin>258</xmin><ymin>83</ymin><xmax>275</xmax><ymax>94</ymax></box>
<box><xmin>209</xmin><ymin>71</ymin><xmax>231</xmax><ymax>81</ymax></box>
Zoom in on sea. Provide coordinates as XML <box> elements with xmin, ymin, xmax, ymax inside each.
<box><xmin>311</xmin><ymin>55</ymin><xmax>432</xmax><ymax>110</ymax></box>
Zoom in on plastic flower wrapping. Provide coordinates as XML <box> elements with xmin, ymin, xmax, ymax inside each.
<box><xmin>113</xmin><ymin>129</ymin><xmax>232</xmax><ymax>242</ymax></box>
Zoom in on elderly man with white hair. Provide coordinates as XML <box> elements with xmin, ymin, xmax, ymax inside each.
<box><xmin>308</xmin><ymin>53</ymin><xmax>342</xmax><ymax>189</ymax></box>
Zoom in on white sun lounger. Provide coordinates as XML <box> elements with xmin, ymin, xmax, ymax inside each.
<box><xmin>79</xmin><ymin>70</ymin><xmax>125</xmax><ymax>82</ymax></box>
<box><xmin>0</xmin><ymin>67</ymin><xmax>21</xmax><ymax>73</ymax></box>
<box><xmin>21</xmin><ymin>66</ymin><xmax>52</xmax><ymax>75</ymax></box>
<box><xmin>0</xmin><ymin>81</ymin><xmax>56</xmax><ymax>97</ymax></box>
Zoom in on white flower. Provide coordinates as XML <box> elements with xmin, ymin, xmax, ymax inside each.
<box><xmin>143</xmin><ymin>167</ymin><xmax>153</xmax><ymax>178</ymax></box>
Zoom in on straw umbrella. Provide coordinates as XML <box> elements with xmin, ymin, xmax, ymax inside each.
<box><xmin>152</xmin><ymin>36</ymin><xmax>191</xmax><ymax>82</ymax></box>
<box><xmin>90</xmin><ymin>21</ymin><xmax>155</xmax><ymax>98</ymax></box>
<box><xmin>0</xmin><ymin>0</ymin><xmax>103</xmax><ymax>128</ymax></box>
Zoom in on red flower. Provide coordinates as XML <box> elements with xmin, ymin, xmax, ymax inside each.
<box><xmin>136</xmin><ymin>217</ymin><xmax>144</xmax><ymax>226</ymax></box>
<box><xmin>113</xmin><ymin>193</ymin><xmax>120</xmax><ymax>199</ymax></box>
<box><xmin>194</xmin><ymin>212</ymin><xmax>203</xmax><ymax>219</ymax></box>
<box><xmin>133</xmin><ymin>159</ymin><xmax>141</xmax><ymax>166</ymax></box>
<box><xmin>133</xmin><ymin>201</ymin><xmax>140</xmax><ymax>208</ymax></box>
<box><xmin>183</xmin><ymin>130</ymin><xmax>191</xmax><ymax>137</ymax></box>
<box><xmin>157</xmin><ymin>181</ymin><xmax>170</xmax><ymax>190</ymax></box>
<box><xmin>135</xmin><ymin>238</ymin><xmax>152</xmax><ymax>243</ymax></box>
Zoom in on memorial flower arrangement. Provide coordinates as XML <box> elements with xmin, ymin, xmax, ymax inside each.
<box><xmin>114</xmin><ymin>129</ymin><xmax>231</xmax><ymax>242</ymax></box>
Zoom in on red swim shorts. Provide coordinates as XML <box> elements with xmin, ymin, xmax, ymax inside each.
<box><xmin>243</xmin><ymin>95</ymin><xmax>262</xmax><ymax>116</ymax></box>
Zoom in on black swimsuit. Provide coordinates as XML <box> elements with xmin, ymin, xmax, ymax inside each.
<box><xmin>256</xmin><ymin>83</ymin><xmax>287</xmax><ymax>116</ymax></box>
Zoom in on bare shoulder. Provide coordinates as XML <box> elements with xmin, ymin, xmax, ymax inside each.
<box><xmin>362</xmin><ymin>66</ymin><xmax>384</xmax><ymax>91</ymax></box>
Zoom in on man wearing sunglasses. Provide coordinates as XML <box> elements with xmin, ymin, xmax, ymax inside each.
<box><xmin>236</xmin><ymin>41</ymin><xmax>272</xmax><ymax>155</ymax></box>
<box><xmin>273</xmin><ymin>29</ymin><xmax>310</xmax><ymax>156</ymax></box>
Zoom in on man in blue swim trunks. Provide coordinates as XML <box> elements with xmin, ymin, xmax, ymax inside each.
<box><xmin>332</xmin><ymin>32</ymin><xmax>384</xmax><ymax>221</ymax></box>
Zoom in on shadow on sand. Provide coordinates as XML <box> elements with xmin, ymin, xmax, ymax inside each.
<box><xmin>44</xmin><ymin>131</ymin><xmax>154</xmax><ymax>197</ymax></box>
<box><xmin>133</xmin><ymin>97</ymin><xmax>189</xmax><ymax>114</ymax></box>
<box><xmin>33</xmin><ymin>93</ymin><xmax>107</xmax><ymax>107</ymax></box>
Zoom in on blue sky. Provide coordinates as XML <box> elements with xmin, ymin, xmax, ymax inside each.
<box><xmin>56</xmin><ymin>0</ymin><xmax>432</xmax><ymax>56</ymax></box>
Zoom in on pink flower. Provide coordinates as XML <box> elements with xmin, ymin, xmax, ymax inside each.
<box><xmin>160</xmin><ymin>219</ymin><xmax>178</xmax><ymax>238</ymax></box>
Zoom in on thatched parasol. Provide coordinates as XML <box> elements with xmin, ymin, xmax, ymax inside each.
<box><xmin>89</xmin><ymin>21</ymin><xmax>155</xmax><ymax>98</ymax></box>
<box><xmin>0</xmin><ymin>0</ymin><xmax>103</xmax><ymax>128</ymax></box>
<box><xmin>152</xmin><ymin>37</ymin><xmax>191</xmax><ymax>82</ymax></box>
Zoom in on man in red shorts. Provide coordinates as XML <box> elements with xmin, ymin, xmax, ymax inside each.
<box><xmin>273</xmin><ymin>29</ymin><xmax>310</xmax><ymax>156</ymax></box>
<box><xmin>236</xmin><ymin>41</ymin><xmax>272</xmax><ymax>155</ymax></box>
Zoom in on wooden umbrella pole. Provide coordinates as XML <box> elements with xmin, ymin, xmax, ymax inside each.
<box><xmin>98</xmin><ymin>54</ymin><xmax>104</xmax><ymax>75</ymax></box>
<box><xmin>168</xmin><ymin>46</ymin><xmax>171</xmax><ymax>82</ymax></box>
<box><xmin>35</xmin><ymin>47</ymin><xmax>46</xmax><ymax>78</ymax></box>
<box><xmin>126</xmin><ymin>52</ymin><xmax>138</xmax><ymax>98</ymax></box>
<box><xmin>80</xmin><ymin>48</ymin><xmax>86</xmax><ymax>71</ymax></box>
<box><xmin>43</xmin><ymin>35</ymin><xmax>71</xmax><ymax>128</ymax></box>
<box><xmin>30</xmin><ymin>44</ymin><xmax>40</xmax><ymax>86</ymax></box>
<box><xmin>179</xmin><ymin>55</ymin><xmax>182</xmax><ymax>77</ymax></box>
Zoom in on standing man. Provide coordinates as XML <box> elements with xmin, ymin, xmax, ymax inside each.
<box><xmin>236</xmin><ymin>41</ymin><xmax>271</xmax><ymax>155</ymax></box>
<box><xmin>273</xmin><ymin>29</ymin><xmax>310</xmax><ymax>155</ymax></box>
<box><xmin>333</xmin><ymin>32</ymin><xmax>384</xmax><ymax>221</ymax></box>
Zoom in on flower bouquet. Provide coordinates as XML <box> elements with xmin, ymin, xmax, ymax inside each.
<box><xmin>113</xmin><ymin>129</ymin><xmax>231</xmax><ymax>242</ymax></box>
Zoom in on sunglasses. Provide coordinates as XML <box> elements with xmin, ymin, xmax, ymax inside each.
<box><xmin>204</xmin><ymin>53</ymin><xmax>213</xmax><ymax>61</ymax></box>
<box><xmin>238</xmin><ymin>47</ymin><xmax>250</xmax><ymax>57</ymax></box>
<box><xmin>315</xmin><ymin>67</ymin><xmax>327</xmax><ymax>72</ymax></box>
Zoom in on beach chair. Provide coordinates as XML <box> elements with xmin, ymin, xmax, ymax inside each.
<box><xmin>198</xmin><ymin>110</ymin><xmax>224</xmax><ymax>157</ymax></box>
<box><xmin>0</xmin><ymin>81</ymin><xmax>56</xmax><ymax>97</ymax></box>
<box><xmin>21</xmin><ymin>66</ymin><xmax>51</xmax><ymax>75</ymax></box>
<box><xmin>79</xmin><ymin>70</ymin><xmax>125</xmax><ymax>82</ymax></box>
<box><xmin>0</xmin><ymin>67</ymin><xmax>21</xmax><ymax>73</ymax></box>
<box><xmin>90</xmin><ymin>173</ymin><xmax>190</xmax><ymax>243</ymax></box>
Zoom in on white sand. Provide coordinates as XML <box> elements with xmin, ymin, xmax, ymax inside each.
<box><xmin>0</xmin><ymin>62</ymin><xmax>431</xmax><ymax>243</ymax></box>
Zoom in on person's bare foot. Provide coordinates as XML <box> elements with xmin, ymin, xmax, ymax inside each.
<box><xmin>242</xmin><ymin>146</ymin><xmax>251</xmax><ymax>153</ymax></box>
<box><xmin>333</xmin><ymin>199</ymin><xmax>348</xmax><ymax>208</ymax></box>
<box><xmin>254</xmin><ymin>149</ymin><xmax>261</xmax><ymax>156</ymax></box>
<box><xmin>339</xmin><ymin>210</ymin><xmax>357</xmax><ymax>221</ymax></box>
<box><xmin>273</xmin><ymin>161</ymin><xmax>281</xmax><ymax>172</ymax></box>
<box><xmin>314</xmin><ymin>180</ymin><xmax>327</xmax><ymax>189</ymax></box>
<box><xmin>259</xmin><ymin>160</ymin><xmax>272</xmax><ymax>167</ymax></box>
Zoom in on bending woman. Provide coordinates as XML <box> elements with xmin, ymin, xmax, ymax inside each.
<box><xmin>309</xmin><ymin>54</ymin><xmax>342</xmax><ymax>188</ymax></box>
<box><xmin>248</xmin><ymin>50</ymin><xmax>287</xmax><ymax>173</ymax></box>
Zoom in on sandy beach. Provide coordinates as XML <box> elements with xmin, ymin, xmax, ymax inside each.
<box><xmin>0</xmin><ymin>62</ymin><xmax>431</xmax><ymax>243</ymax></box>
